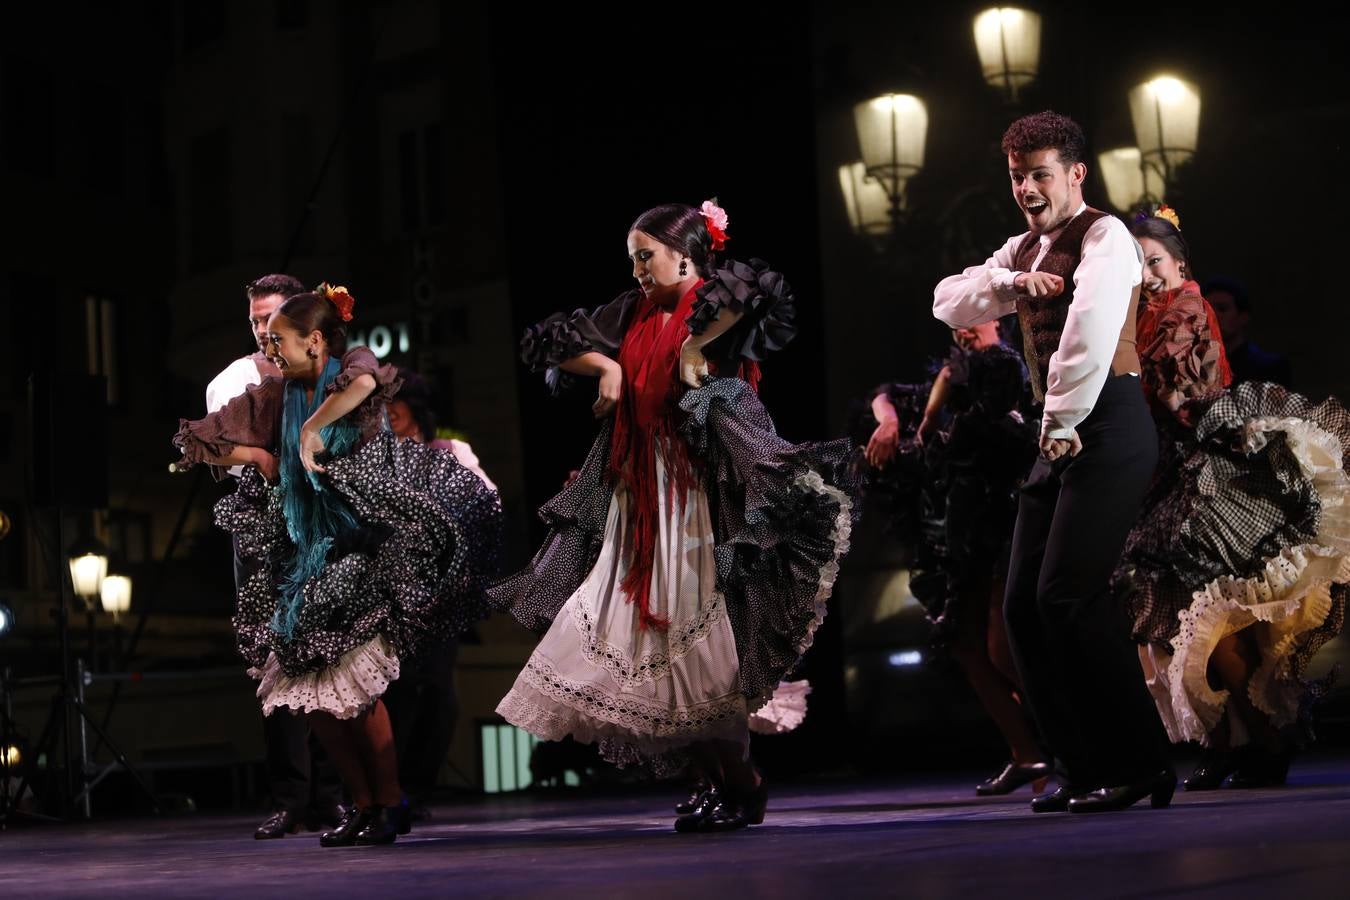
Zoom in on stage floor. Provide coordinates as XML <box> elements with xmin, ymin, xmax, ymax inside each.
<box><xmin>5</xmin><ymin>757</ymin><xmax>1350</xmax><ymax>898</ymax></box>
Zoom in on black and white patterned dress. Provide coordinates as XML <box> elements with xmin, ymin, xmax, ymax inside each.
<box><xmin>174</xmin><ymin>348</ymin><xmax>502</xmax><ymax>719</ymax></box>
<box><xmin>492</xmin><ymin>261</ymin><xmax>859</xmax><ymax>766</ymax></box>
<box><xmin>1119</xmin><ymin>358</ymin><xmax>1350</xmax><ymax>745</ymax></box>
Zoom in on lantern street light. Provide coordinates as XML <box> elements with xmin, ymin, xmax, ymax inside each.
<box><xmin>972</xmin><ymin>7</ymin><xmax>1043</xmax><ymax>103</ymax></box>
<box><xmin>1129</xmin><ymin>74</ymin><xmax>1201</xmax><ymax>199</ymax></box>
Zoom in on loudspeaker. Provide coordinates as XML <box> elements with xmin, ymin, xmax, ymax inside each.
<box><xmin>27</xmin><ymin>372</ymin><xmax>109</xmax><ymax>508</ymax></box>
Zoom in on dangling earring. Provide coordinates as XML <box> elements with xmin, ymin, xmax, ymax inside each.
<box><xmin>679</xmin><ymin>259</ymin><xmax>688</xmax><ymax>277</ymax></box>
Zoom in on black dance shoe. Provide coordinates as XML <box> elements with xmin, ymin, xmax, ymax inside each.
<box><xmin>1029</xmin><ymin>785</ymin><xmax>1075</xmax><ymax>813</ymax></box>
<box><xmin>696</xmin><ymin>796</ymin><xmax>751</xmax><ymax>833</ymax></box>
<box><xmin>976</xmin><ymin>761</ymin><xmax>1052</xmax><ymax>796</ymax></box>
<box><xmin>389</xmin><ymin>795</ymin><xmax>413</xmax><ymax>836</ymax></box>
<box><xmin>675</xmin><ymin>782</ymin><xmax>713</xmax><ymax>815</ymax></box>
<box><xmin>254</xmin><ymin>808</ymin><xmax>302</xmax><ymax>839</ymax></box>
<box><xmin>673</xmin><ymin>784</ymin><xmax>721</xmax><ymax>833</ymax></box>
<box><xmin>319</xmin><ymin>806</ymin><xmax>373</xmax><ymax>847</ymax></box>
<box><xmin>696</xmin><ymin>777</ymin><xmax>768</xmax><ymax>833</ymax></box>
<box><xmin>740</xmin><ymin>778</ymin><xmax>769</xmax><ymax>826</ymax></box>
<box><xmin>1227</xmin><ymin>746</ymin><xmax>1292</xmax><ymax>789</ymax></box>
<box><xmin>354</xmin><ymin>805</ymin><xmax>401</xmax><ymax>845</ymax></box>
<box><xmin>1182</xmin><ymin>750</ymin><xmax>1240</xmax><ymax>791</ymax></box>
<box><xmin>1067</xmin><ymin>770</ymin><xmax>1176</xmax><ymax>814</ymax></box>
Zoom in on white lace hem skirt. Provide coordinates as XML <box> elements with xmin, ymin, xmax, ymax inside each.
<box><xmin>497</xmin><ymin>455</ymin><xmax>750</xmax><ymax>755</ymax></box>
<box><xmin>251</xmin><ymin>634</ymin><xmax>401</xmax><ymax>720</ymax></box>
<box><xmin>1142</xmin><ymin>415</ymin><xmax>1350</xmax><ymax>744</ymax></box>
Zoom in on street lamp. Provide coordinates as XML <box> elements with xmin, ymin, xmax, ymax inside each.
<box><xmin>852</xmin><ymin>93</ymin><xmax>929</xmax><ymax>228</ymax></box>
<box><xmin>100</xmin><ymin>575</ymin><xmax>132</xmax><ymax>623</ymax></box>
<box><xmin>838</xmin><ymin>161</ymin><xmax>893</xmax><ymax>238</ymax></box>
<box><xmin>1098</xmin><ymin>146</ymin><xmax>1167</xmax><ymax>211</ymax></box>
<box><xmin>1129</xmin><ymin>74</ymin><xmax>1201</xmax><ymax>194</ymax></box>
<box><xmin>67</xmin><ymin>540</ymin><xmax>108</xmax><ymax>609</ymax></box>
<box><xmin>972</xmin><ymin>7</ymin><xmax>1042</xmax><ymax>103</ymax></box>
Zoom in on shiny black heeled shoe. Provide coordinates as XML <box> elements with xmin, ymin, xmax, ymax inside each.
<box><xmin>740</xmin><ymin>777</ymin><xmax>768</xmax><ymax>826</ymax></box>
<box><xmin>697</xmin><ymin>776</ymin><xmax>768</xmax><ymax>832</ymax></box>
<box><xmin>976</xmin><ymin>761</ymin><xmax>1052</xmax><ymax>796</ymax></box>
<box><xmin>319</xmin><ymin>806</ymin><xmax>373</xmax><ymax>847</ymax></box>
<box><xmin>675</xmin><ymin>781</ymin><xmax>712</xmax><ymax>816</ymax></box>
<box><xmin>354</xmin><ymin>805</ymin><xmax>401</xmax><ymax>845</ymax></box>
<box><xmin>673</xmin><ymin>784</ymin><xmax>721</xmax><ymax>833</ymax></box>
<box><xmin>1183</xmin><ymin>749</ymin><xmax>1240</xmax><ymax>791</ymax></box>
<box><xmin>255</xmin><ymin>808</ymin><xmax>302</xmax><ymax>839</ymax></box>
<box><xmin>389</xmin><ymin>795</ymin><xmax>413</xmax><ymax>836</ymax></box>
<box><xmin>1068</xmin><ymin>769</ymin><xmax>1176</xmax><ymax>814</ymax></box>
<box><xmin>1029</xmin><ymin>785</ymin><xmax>1076</xmax><ymax>813</ymax></box>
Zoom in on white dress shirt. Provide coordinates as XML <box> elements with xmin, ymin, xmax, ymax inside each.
<box><xmin>205</xmin><ymin>356</ymin><xmax>268</xmax><ymax>477</ymax></box>
<box><xmin>933</xmin><ymin>203</ymin><xmax>1142</xmax><ymax>439</ymax></box>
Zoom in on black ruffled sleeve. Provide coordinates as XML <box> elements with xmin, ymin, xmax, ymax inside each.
<box><xmin>520</xmin><ymin>290</ymin><xmax>643</xmax><ymax>394</ymax></box>
<box><xmin>687</xmin><ymin>258</ymin><xmax>796</xmax><ymax>366</ymax></box>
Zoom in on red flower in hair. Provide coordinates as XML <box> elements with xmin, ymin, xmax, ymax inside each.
<box><xmin>700</xmin><ymin>200</ymin><xmax>729</xmax><ymax>251</ymax></box>
<box><xmin>317</xmin><ymin>282</ymin><xmax>356</xmax><ymax>322</ymax></box>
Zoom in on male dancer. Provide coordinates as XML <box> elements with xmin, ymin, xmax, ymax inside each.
<box><xmin>933</xmin><ymin>111</ymin><xmax>1173</xmax><ymax>813</ymax></box>
<box><xmin>208</xmin><ymin>274</ymin><xmax>345</xmax><ymax>837</ymax></box>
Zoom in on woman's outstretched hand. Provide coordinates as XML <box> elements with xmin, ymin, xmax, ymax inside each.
<box><xmin>299</xmin><ymin>426</ymin><xmax>328</xmax><ymax>473</ymax></box>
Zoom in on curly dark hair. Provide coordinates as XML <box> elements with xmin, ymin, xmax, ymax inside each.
<box><xmin>245</xmin><ymin>273</ymin><xmax>306</xmax><ymax>301</ymax></box>
<box><xmin>1001</xmin><ymin>110</ymin><xmax>1087</xmax><ymax>165</ymax></box>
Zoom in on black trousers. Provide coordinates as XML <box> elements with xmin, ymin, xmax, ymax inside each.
<box><xmin>1003</xmin><ymin>375</ymin><xmax>1171</xmax><ymax>788</ymax></box>
<box><xmin>233</xmin><ymin>537</ymin><xmax>343</xmax><ymax>813</ymax></box>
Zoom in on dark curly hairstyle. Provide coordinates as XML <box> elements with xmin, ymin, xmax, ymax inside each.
<box><xmin>1001</xmin><ymin>110</ymin><xmax>1087</xmax><ymax>165</ymax></box>
<box><xmin>629</xmin><ymin>204</ymin><xmax>717</xmax><ymax>279</ymax></box>
<box><xmin>245</xmin><ymin>273</ymin><xmax>306</xmax><ymax>301</ymax></box>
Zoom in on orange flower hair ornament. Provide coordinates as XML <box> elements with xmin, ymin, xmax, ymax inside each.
<box><xmin>316</xmin><ymin>282</ymin><xmax>356</xmax><ymax>322</ymax></box>
<box><xmin>1135</xmin><ymin>203</ymin><xmax>1181</xmax><ymax>231</ymax></box>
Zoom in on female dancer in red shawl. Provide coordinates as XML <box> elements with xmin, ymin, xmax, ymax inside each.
<box><xmin>492</xmin><ymin>201</ymin><xmax>858</xmax><ymax>832</ymax></box>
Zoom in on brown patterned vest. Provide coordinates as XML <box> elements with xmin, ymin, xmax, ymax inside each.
<box><xmin>1012</xmin><ymin>208</ymin><xmax>1141</xmax><ymax>402</ymax></box>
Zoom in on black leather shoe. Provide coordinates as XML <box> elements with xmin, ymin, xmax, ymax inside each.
<box><xmin>675</xmin><ymin>781</ymin><xmax>712</xmax><ymax>815</ymax></box>
<box><xmin>255</xmin><ymin>809</ymin><xmax>301</xmax><ymax>839</ymax></box>
<box><xmin>1228</xmin><ymin>746</ymin><xmax>1292</xmax><ymax>789</ymax></box>
<box><xmin>673</xmin><ymin>784</ymin><xmax>721</xmax><ymax>833</ymax></box>
<box><xmin>354</xmin><ymin>806</ymin><xmax>400</xmax><ymax>845</ymax></box>
<box><xmin>740</xmin><ymin>778</ymin><xmax>768</xmax><ymax>826</ymax></box>
<box><xmin>1183</xmin><ymin>750</ymin><xmax>1239</xmax><ymax>791</ymax></box>
<box><xmin>696</xmin><ymin>796</ymin><xmax>751</xmax><ymax>832</ymax></box>
<box><xmin>1030</xmin><ymin>785</ymin><xmax>1075</xmax><ymax>813</ymax></box>
<box><xmin>1068</xmin><ymin>770</ymin><xmax>1176</xmax><ymax>813</ymax></box>
<box><xmin>319</xmin><ymin>806</ymin><xmax>372</xmax><ymax>847</ymax></box>
<box><xmin>390</xmin><ymin>796</ymin><xmax>413</xmax><ymax>835</ymax></box>
<box><xmin>305</xmin><ymin>803</ymin><xmax>347</xmax><ymax>831</ymax></box>
<box><xmin>976</xmin><ymin>761</ymin><xmax>1052</xmax><ymax>796</ymax></box>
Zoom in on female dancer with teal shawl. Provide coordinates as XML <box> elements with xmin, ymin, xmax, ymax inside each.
<box><xmin>173</xmin><ymin>286</ymin><xmax>501</xmax><ymax>846</ymax></box>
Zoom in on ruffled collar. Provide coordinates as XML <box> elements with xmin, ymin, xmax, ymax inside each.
<box><xmin>1145</xmin><ymin>278</ymin><xmax>1202</xmax><ymax>313</ymax></box>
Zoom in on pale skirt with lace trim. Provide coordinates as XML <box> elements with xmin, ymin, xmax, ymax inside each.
<box><xmin>252</xmin><ymin>634</ymin><xmax>401</xmax><ymax>720</ymax></box>
<box><xmin>1141</xmin><ymin>415</ymin><xmax>1350</xmax><ymax>745</ymax></box>
<box><xmin>497</xmin><ymin>455</ymin><xmax>751</xmax><ymax>758</ymax></box>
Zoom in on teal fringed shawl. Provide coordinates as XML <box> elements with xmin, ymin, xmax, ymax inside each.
<box><xmin>272</xmin><ymin>357</ymin><xmax>360</xmax><ymax>639</ymax></box>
